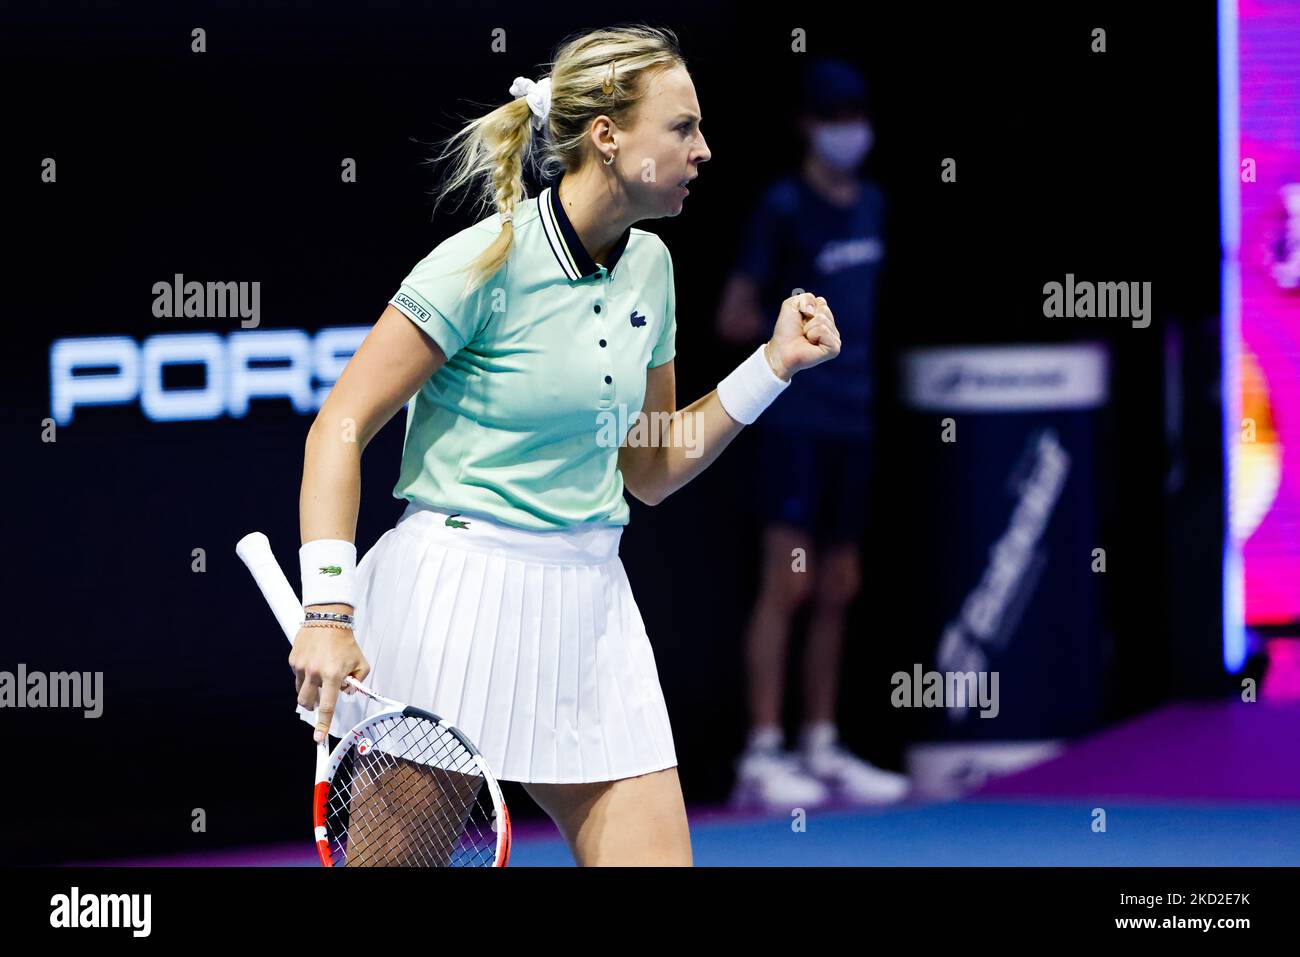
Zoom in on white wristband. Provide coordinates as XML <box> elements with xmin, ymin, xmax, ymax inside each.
<box><xmin>716</xmin><ymin>343</ymin><xmax>791</xmax><ymax>425</ymax></box>
<box><xmin>300</xmin><ymin>539</ymin><xmax>358</xmax><ymax>609</ymax></box>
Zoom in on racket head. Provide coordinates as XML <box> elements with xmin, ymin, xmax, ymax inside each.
<box><xmin>313</xmin><ymin>705</ymin><xmax>510</xmax><ymax>867</ymax></box>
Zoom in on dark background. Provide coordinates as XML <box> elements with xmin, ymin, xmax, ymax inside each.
<box><xmin>2</xmin><ymin>0</ymin><xmax>1225</xmax><ymax>863</ymax></box>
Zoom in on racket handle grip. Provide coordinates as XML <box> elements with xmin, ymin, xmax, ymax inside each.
<box><xmin>236</xmin><ymin>531</ymin><xmax>304</xmax><ymax>646</ymax></box>
<box><xmin>237</xmin><ymin>532</ymin><xmax>381</xmax><ymax>721</ymax></box>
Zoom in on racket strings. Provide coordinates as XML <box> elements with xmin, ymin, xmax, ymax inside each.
<box><xmin>330</xmin><ymin>746</ymin><xmax>481</xmax><ymax>866</ymax></box>
<box><xmin>342</xmin><ymin>760</ymin><xmax>470</xmax><ymax>866</ymax></box>
<box><xmin>333</xmin><ymin>731</ymin><xmax>482</xmax><ymax>866</ymax></box>
<box><xmin>323</xmin><ymin>715</ymin><xmax>499</xmax><ymax>866</ymax></box>
<box><xmin>356</xmin><ymin>717</ymin><xmax>489</xmax><ymax>858</ymax></box>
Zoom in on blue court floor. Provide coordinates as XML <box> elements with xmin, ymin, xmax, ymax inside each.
<box><xmin>77</xmin><ymin>797</ymin><xmax>1300</xmax><ymax>867</ymax></box>
<box><xmin>508</xmin><ymin>798</ymin><xmax>1300</xmax><ymax>866</ymax></box>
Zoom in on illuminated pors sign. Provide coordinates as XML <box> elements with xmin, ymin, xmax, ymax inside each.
<box><xmin>49</xmin><ymin>326</ymin><xmax>369</xmax><ymax>424</ymax></box>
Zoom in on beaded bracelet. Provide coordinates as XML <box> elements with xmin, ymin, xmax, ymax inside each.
<box><xmin>304</xmin><ymin>611</ymin><xmax>355</xmax><ymax>626</ymax></box>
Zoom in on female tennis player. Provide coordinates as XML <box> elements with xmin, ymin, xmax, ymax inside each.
<box><xmin>289</xmin><ymin>23</ymin><xmax>840</xmax><ymax>866</ymax></box>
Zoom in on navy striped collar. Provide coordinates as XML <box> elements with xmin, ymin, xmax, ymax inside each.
<box><xmin>538</xmin><ymin>178</ymin><xmax>631</xmax><ymax>281</ymax></box>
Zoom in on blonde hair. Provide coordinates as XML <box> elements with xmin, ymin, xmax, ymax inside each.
<box><xmin>429</xmin><ymin>23</ymin><xmax>686</xmax><ymax>295</ymax></box>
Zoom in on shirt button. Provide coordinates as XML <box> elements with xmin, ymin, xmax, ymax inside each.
<box><xmin>594</xmin><ymin>304</ymin><xmax>602</xmax><ymax>314</ymax></box>
<box><xmin>599</xmin><ymin>339</ymin><xmax>607</xmax><ymax>347</ymax></box>
<box><xmin>604</xmin><ymin>375</ymin><xmax>612</xmax><ymax>384</ymax></box>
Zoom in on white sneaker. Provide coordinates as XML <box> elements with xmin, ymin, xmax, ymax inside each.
<box><xmin>801</xmin><ymin>744</ymin><xmax>911</xmax><ymax>805</ymax></box>
<box><xmin>730</xmin><ymin>747</ymin><xmax>831</xmax><ymax>812</ymax></box>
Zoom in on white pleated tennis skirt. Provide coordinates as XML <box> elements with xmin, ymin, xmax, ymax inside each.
<box><xmin>295</xmin><ymin>501</ymin><xmax>678</xmax><ymax>784</ymax></box>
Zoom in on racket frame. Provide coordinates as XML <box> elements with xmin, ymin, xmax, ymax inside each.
<box><xmin>235</xmin><ymin>531</ymin><xmax>512</xmax><ymax>867</ymax></box>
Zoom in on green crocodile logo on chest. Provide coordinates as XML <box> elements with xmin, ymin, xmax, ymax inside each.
<box><xmin>318</xmin><ymin>565</ymin><xmax>342</xmax><ymax>576</ymax></box>
<box><xmin>445</xmin><ymin>513</ymin><xmax>471</xmax><ymax>529</ymax></box>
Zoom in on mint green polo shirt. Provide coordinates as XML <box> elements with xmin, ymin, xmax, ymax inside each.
<box><xmin>386</xmin><ymin>181</ymin><xmax>677</xmax><ymax>531</ymax></box>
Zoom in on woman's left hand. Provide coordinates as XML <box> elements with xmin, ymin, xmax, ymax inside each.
<box><xmin>765</xmin><ymin>291</ymin><xmax>841</xmax><ymax>381</ymax></box>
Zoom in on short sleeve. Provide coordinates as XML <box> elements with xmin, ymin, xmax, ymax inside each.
<box><xmin>650</xmin><ymin>244</ymin><xmax>676</xmax><ymax>368</ymax></box>
<box><xmin>389</xmin><ymin>224</ymin><xmax>500</xmax><ymax>361</ymax></box>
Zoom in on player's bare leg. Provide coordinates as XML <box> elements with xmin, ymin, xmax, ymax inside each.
<box><xmin>523</xmin><ymin>766</ymin><xmax>692</xmax><ymax>866</ymax></box>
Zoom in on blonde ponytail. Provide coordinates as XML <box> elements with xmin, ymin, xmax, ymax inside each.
<box><xmin>428</xmin><ymin>23</ymin><xmax>686</xmax><ymax>296</ymax></box>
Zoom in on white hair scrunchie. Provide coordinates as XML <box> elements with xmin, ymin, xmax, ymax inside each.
<box><xmin>509</xmin><ymin>75</ymin><xmax>552</xmax><ymax>130</ymax></box>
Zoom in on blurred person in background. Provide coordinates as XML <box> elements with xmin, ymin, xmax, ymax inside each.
<box><xmin>716</xmin><ymin>57</ymin><xmax>909</xmax><ymax>810</ymax></box>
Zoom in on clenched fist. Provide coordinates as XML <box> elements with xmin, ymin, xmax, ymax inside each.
<box><xmin>764</xmin><ymin>291</ymin><xmax>841</xmax><ymax>381</ymax></box>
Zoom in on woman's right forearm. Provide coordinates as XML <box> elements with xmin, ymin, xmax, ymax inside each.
<box><xmin>300</xmin><ymin>417</ymin><xmax>362</xmax><ymax>612</ymax></box>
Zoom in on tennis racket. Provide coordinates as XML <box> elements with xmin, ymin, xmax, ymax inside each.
<box><xmin>235</xmin><ymin>531</ymin><xmax>511</xmax><ymax>867</ymax></box>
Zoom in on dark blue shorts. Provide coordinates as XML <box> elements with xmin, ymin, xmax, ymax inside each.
<box><xmin>755</xmin><ymin>425</ymin><xmax>872</xmax><ymax>545</ymax></box>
